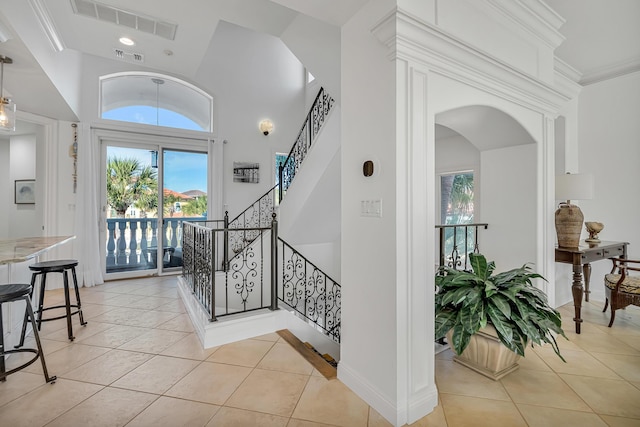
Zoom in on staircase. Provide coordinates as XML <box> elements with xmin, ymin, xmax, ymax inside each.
<box><xmin>181</xmin><ymin>88</ymin><xmax>341</xmax><ymax>360</ymax></box>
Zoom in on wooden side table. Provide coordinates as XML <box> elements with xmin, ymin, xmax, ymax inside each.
<box><xmin>555</xmin><ymin>240</ymin><xmax>628</xmax><ymax>334</ymax></box>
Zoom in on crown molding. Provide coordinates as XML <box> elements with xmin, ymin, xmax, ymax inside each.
<box><xmin>372</xmin><ymin>8</ymin><xmax>572</xmax><ymax>115</ymax></box>
<box><xmin>554</xmin><ymin>57</ymin><xmax>582</xmax><ymax>83</ymax></box>
<box><xmin>486</xmin><ymin>0</ymin><xmax>566</xmax><ymax>49</ymax></box>
<box><xmin>27</xmin><ymin>0</ymin><xmax>64</xmax><ymax>52</ymax></box>
<box><xmin>580</xmin><ymin>57</ymin><xmax>640</xmax><ymax>86</ymax></box>
<box><xmin>554</xmin><ymin>58</ymin><xmax>582</xmax><ymax>98</ymax></box>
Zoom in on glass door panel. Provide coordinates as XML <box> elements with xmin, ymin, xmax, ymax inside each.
<box><xmin>160</xmin><ymin>149</ymin><xmax>208</xmax><ymax>272</ymax></box>
<box><xmin>105</xmin><ymin>145</ymin><xmax>159</xmax><ymax>275</ymax></box>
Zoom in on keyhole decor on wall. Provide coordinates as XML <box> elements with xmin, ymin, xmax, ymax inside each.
<box><xmin>363</xmin><ymin>160</ymin><xmax>374</xmax><ymax>177</ymax></box>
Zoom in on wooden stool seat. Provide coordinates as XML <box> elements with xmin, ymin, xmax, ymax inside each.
<box><xmin>0</xmin><ymin>283</ymin><xmax>56</xmax><ymax>383</ymax></box>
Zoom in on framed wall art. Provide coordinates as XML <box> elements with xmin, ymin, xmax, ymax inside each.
<box><xmin>15</xmin><ymin>179</ymin><xmax>35</xmax><ymax>204</ymax></box>
<box><xmin>233</xmin><ymin>162</ymin><xmax>260</xmax><ymax>183</ymax></box>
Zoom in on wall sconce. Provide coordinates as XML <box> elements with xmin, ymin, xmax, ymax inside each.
<box><xmin>0</xmin><ymin>55</ymin><xmax>16</xmax><ymax>132</ymax></box>
<box><xmin>259</xmin><ymin>119</ymin><xmax>274</xmax><ymax>136</ymax></box>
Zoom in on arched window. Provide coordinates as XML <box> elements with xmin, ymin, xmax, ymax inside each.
<box><xmin>100</xmin><ymin>72</ymin><xmax>213</xmax><ymax>132</ymax></box>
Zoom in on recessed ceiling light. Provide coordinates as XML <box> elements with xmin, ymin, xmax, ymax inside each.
<box><xmin>119</xmin><ymin>37</ymin><xmax>135</xmax><ymax>46</ymax></box>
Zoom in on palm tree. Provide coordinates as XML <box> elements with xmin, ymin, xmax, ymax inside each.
<box><xmin>106</xmin><ymin>157</ymin><xmax>157</xmax><ymax>218</ymax></box>
<box><xmin>163</xmin><ymin>193</ymin><xmax>181</xmax><ymax>217</ymax></box>
<box><xmin>450</xmin><ymin>173</ymin><xmax>474</xmax><ymax>223</ymax></box>
<box><xmin>133</xmin><ymin>166</ymin><xmax>158</xmax><ymax>217</ymax></box>
<box><xmin>181</xmin><ymin>195</ymin><xmax>207</xmax><ymax>217</ymax></box>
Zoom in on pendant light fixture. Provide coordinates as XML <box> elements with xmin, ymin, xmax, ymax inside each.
<box><xmin>0</xmin><ymin>55</ymin><xmax>16</xmax><ymax>132</ymax></box>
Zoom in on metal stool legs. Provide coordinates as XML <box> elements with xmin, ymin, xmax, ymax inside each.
<box><xmin>17</xmin><ymin>264</ymin><xmax>86</xmax><ymax>345</ymax></box>
<box><xmin>1</xmin><ymin>293</ymin><xmax>56</xmax><ymax>384</ymax></box>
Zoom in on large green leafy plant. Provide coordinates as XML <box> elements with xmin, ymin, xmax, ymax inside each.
<box><xmin>435</xmin><ymin>253</ymin><xmax>567</xmax><ymax>361</ymax></box>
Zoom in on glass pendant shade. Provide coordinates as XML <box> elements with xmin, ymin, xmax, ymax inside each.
<box><xmin>0</xmin><ymin>98</ymin><xmax>16</xmax><ymax>131</ymax></box>
<box><xmin>0</xmin><ymin>55</ymin><xmax>15</xmax><ymax>132</ymax></box>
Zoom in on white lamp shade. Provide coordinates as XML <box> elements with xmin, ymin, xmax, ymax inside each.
<box><xmin>556</xmin><ymin>173</ymin><xmax>594</xmax><ymax>201</ymax></box>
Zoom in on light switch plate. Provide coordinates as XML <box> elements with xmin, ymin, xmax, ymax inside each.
<box><xmin>361</xmin><ymin>199</ymin><xmax>382</xmax><ymax>217</ymax></box>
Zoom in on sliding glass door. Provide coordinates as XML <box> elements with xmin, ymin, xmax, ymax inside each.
<box><xmin>160</xmin><ymin>149</ymin><xmax>208</xmax><ymax>272</ymax></box>
<box><xmin>102</xmin><ymin>140</ymin><xmax>208</xmax><ymax>279</ymax></box>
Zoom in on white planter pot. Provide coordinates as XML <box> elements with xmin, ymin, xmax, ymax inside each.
<box><xmin>447</xmin><ymin>325</ymin><xmax>521</xmax><ymax>381</ymax></box>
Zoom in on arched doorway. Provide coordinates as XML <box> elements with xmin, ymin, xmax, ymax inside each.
<box><xmin>435</xmin><ymin>105</ymin><xmax>538</xmax><ymax>270</ymax></box>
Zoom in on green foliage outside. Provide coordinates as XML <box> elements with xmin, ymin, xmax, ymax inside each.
<box><xmin>106</xmin><ymin>156</ymin><xmax>157</xmax><ymax>218</ymax></box>
<box><xmin>106</xmin><ymin>155</ymin><xmax>207</xmax><ymax>218</ymax></box>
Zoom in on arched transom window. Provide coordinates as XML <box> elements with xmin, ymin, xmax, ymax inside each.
<box><xmin>100</xmin><ymin>72</ymin><xmax>213</xmax><ymax>132</ymax></box>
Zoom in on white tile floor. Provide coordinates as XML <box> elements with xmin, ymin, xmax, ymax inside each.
<box><xmin>1</xmin><ymin>276</ymin><xmax>640</xmax><ymax>426</ymax></box>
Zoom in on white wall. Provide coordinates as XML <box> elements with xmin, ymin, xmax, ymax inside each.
<box><xmin>196</xmin><ymin>21</ymin><xmax>307</xmax><ymax>218</ymax></box>
<box><xmin>340</xmin><ymin>0</ymin><xmax>402</xmax><ymax>423</ymax></box>
<box><xmin>480</xmin><ymin>144</ymin><xmax>537</xmax><ymax>269</ymax></box>
<box><xmin>574</xmin><ymin>71</ymin><xmax>640</xmax><ymax>303</ymax></box>
<box><xmin>7</xmin><ymin>134</ymin><xmax>41</xmax><ymax>238</ymax></box>
<box><xmin>0</xmin><ymin>137</ymin><xmax>9</xmax><ymax>237</ymax></box>
<box><xmin>280</xmin><ymin>13</ymin><xmax>341</xmax><ymax>104</ymax></box>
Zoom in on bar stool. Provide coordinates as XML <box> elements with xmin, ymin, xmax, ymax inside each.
<box><xmin>18</xmin><ymin>260</ymin><xmax>86</xmax><ymax>345</ymax></box>
<box><xmin>1</xmin><ymin>283</ymin><xmax>56</xmax><ymax>383</ymax></box>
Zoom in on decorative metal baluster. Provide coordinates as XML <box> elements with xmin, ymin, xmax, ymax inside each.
<box><xmin>450</xmin><ymin>226</ymin><xmax>459</xmax><ymax>269</ymax></box>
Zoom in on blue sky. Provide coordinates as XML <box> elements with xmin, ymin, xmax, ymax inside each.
<box><xmin>105</xmin><ymin>106</ymin><xmax>207</xmax><ymax>194</ymax></box>
<box><xmin>107</xmin><ymin>146</ymin><xmax>207</xmax><ymax>194</ymax></box>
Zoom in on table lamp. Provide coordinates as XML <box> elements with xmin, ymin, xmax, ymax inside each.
<box><xmin>555</xmin><ymin>172</ymin><xmax>594</xmax><ymax>248</ymax></box>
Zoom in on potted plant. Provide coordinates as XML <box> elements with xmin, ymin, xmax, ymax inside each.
<box><xmin>435</xmin><ymin>253</ymin><xmax>567</xmax><ymax>380</ymax></box>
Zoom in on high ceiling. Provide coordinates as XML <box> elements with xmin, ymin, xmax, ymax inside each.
<box><xmin>0</xmin><ymin>0</ymin><xmax>638</xmax><ymax>125</ymax></box>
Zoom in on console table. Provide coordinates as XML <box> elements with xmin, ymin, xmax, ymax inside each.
<box><xmin>555</xmin><ymin>240</ymin><xmax>628</xmax><ymax>334</ymax></box>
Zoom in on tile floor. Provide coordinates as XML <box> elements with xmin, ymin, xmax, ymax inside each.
<box><xmin>1</xmin><ymin>276</ymin><xmax>639</xmax><ymax>426</ymax></box>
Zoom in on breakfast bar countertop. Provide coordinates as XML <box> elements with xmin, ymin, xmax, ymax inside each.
<box><xmin>0</xmin><ymin>236</ymin><xmax>75</xmax><ymax>265</ymax></box>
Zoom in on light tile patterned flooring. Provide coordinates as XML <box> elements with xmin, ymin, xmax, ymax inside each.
<box><xmin>0</xmin><ymin>276</ymin><xmax>639</xmax><ymax>426</ymax></box>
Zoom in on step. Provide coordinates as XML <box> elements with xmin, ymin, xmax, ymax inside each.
<box><xmin>276</xmin><ymin>329</ymin><xmax>337</xmax><ymax>379</ymax></box>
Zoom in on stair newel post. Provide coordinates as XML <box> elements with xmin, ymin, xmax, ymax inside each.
<box><xmin>210</xmin><ymin>227</ymin><xmax>217</xmax><ymax>322</ymax></box>
<box><xmin>270</xmin><ymin>212</ymin><xmax>279</xmax><ymax>311</ymax></box>
<box><xmin>278</xmin><ymin>162</ymin><xmax>284</xmax><ymax>202</ymax></box>
<box><xmin>223</xmin><ymin>211</ymin><xmax>229</xmax><ymax>272</ymax></box>
<box><xmin>439</xmin><ymin>227</ymin><xmax>445</xmax><ymax>268</ymax></box>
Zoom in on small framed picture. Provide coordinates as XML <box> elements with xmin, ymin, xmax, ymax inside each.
<box><xmin>15</xmin><ymin>179</ymin><xmax>35</xmax><ymax>204</ymax></box>
<box><xmin>233</xmin><ymin>162</ymin><xmax>260</xmax><ymax>183</ymax></box>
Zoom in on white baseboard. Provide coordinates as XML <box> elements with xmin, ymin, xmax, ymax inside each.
<box><xmin>338</xmin><ymin>361</ymin><xmax>438</xmax><ymax>426</ymax></box>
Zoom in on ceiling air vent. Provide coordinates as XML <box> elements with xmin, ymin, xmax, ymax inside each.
<box><xmin>113</xmin><ymin>48</ymin><xmax>144</xmax><ymax>63</ymax></box>
<box><xmin>71</xmin><ymin>0</ymin><xmax>177</xmax><ymax>40</ymax></box>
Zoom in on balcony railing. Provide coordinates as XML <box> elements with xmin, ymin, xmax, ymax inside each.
<box><xmin>106</xmin><ymin>217</ymin><xmax>206</xmax><ymax>273</ymax></box>
<box><xmin>436</xmin><ymin>223</ymin><xmax>488</xmax><ymax>271</ymax></box>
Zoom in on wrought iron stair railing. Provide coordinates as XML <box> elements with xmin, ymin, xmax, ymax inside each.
<box><xmin>278</xmin><ymin>238</ymin><xmax>341</xmax><ymax>343</ymax></box>
<box><xmin>224</xmin><ymin>87</ymin><xmax>335</xmax><ymax>265</ymax></box>
<box><xmin>225</xmin><ymin>184</ymin><xmax>279</xmax><ymax>269</ymax></box>
<box><xmin>182</xmin><ymin>87</ymin><xmax>341</xmax><ymax>344</ymax></box>
<box><xmin>182</xmin><ymin>217</ymin><xmax>342</xmax><ymax>345</ymax></box>
<box><xmin>278</xmin><ymin>87</ymin><xmax>335</xmax><ymax>201</ymax></box>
